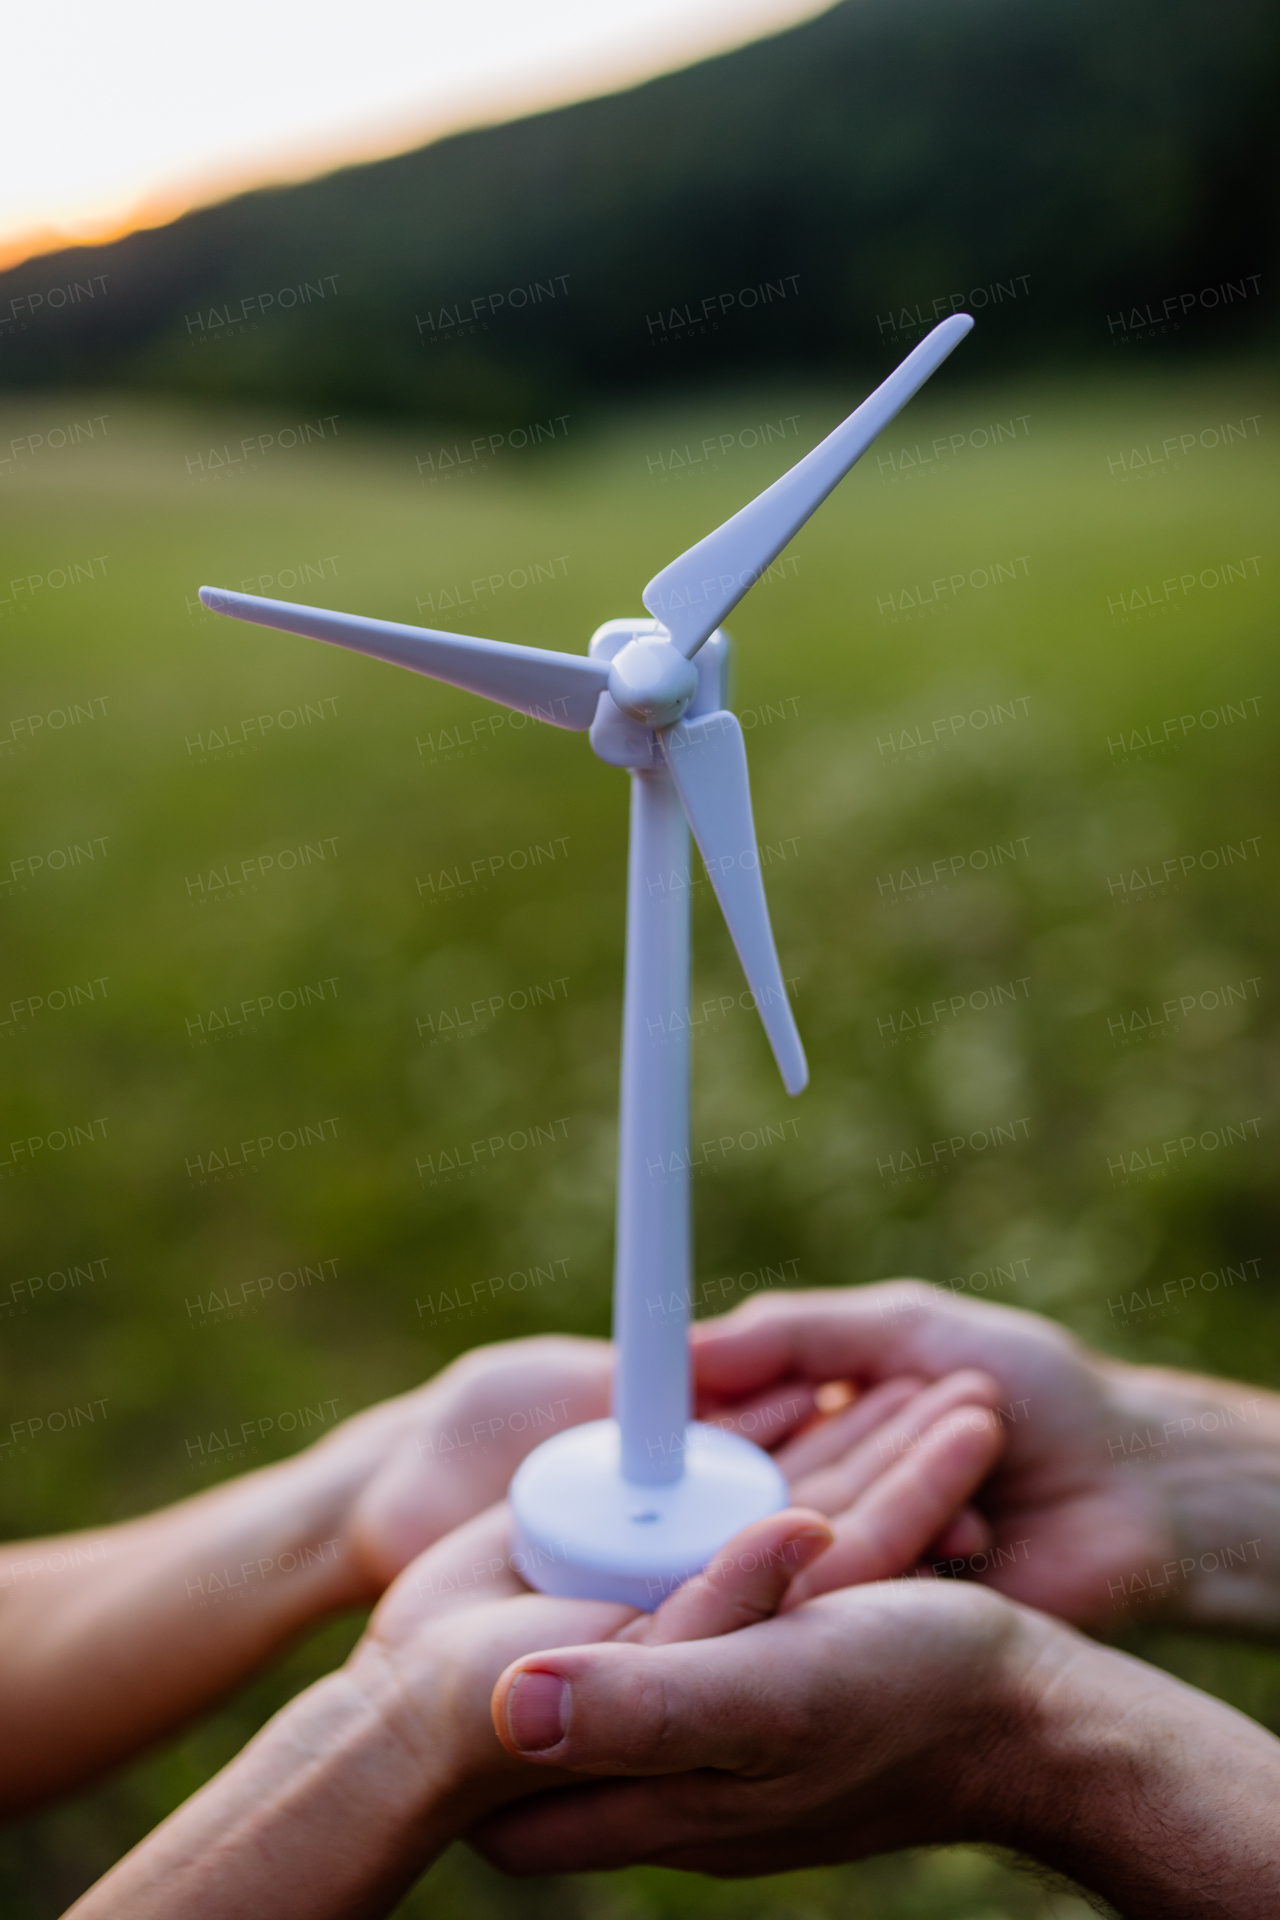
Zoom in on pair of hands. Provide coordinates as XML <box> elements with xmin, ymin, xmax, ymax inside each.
<box><xmin>65</xmin><ymin>1320</ymin><xmax>1014</xmax><ymax>1920</ymax></box>
<box><xmin>333</xmin><ymin>1276</ymin><xmax>1209</xmax><ymax>1628</ymax></box>
<box><xmin>66</xmin><ymin>1282</ymin><xmax>1280</xmax><ymax>1917</ymax></box>
<box><xmin>455</xmin><ymin>1284</ymin><xmax>1157</xmax><ymax>1878</ymax></box>
<box><xmin>331</xmin><ymin>1280</ymin><xmax>1280</xmax><ymax>1892</ymax></box>
<box><xmin>341</xmin><ymin>1332</ymin><xmax>1004</xmax><ymax>1598</ymax></box>
<box><xmin>342</xmin><ymin>1344</ymin><xmax>1010</xmax><ymax>1868</ymax></box>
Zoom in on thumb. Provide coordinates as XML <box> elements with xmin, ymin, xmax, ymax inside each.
<box><xmin>491</xmin><ymin>1620</ymin><xmax>797</xmax><ymax>1774</ymax></box>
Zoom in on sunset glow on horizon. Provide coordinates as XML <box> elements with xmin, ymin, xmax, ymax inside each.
<box><xmin>2</xmin><ymin>0</ymin><xmax>833</xmax><ymax>271</ymax></box>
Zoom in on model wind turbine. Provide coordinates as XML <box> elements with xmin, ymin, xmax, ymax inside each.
<box><xmin>200</xmin><ymin>313</ymin><xmax>973</xmax><ymax>1605</ymax></box>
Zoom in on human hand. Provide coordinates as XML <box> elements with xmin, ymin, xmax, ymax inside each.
<box><xmin>351</xmin><ymin>1501</ymin><xmax>831</xmax><ymax>1820</ymax></box>
<box><xmin>763</xmin><ymin>1367</ymin><xmax>1006</xmax><ymax>1599</ymax></box>
<box><xmin>63</xmin><ymin>1371</ymin><xmax>1004</xmax><ymax>1918</ymax></box>
<box><xmin>332</xmin><ymin>1335</ymin><xmax>612</xmax><ymax>1591</ymax></box>
<box><xmin>0</xmin><ymin>1327</ymin><xmax>998</xmax><ymax>1821</ymax></box>
<box><xmin>475</xmin><ymin>1575</ymin><xmax>1280</xmax><ymax>1918</ymax></box>
<box><xmin>360</xmin><ymin>1358</ymin><xmax>1005</xmax><ymax>1794</ymax></box>
<box><xmin>305</xmin><ymin>1305</ymin><xmax>1002</xmax><ymax>1606</ymax></box>
<box><xmin>65</xmin><ymin>1501</ymin><xmax>835</xmax><ymax>1920</ymax></box>
<box><xmin>693</xmin><ymin>1283</ymin><xmax>1280</xmax><ymax>1630</ymax></box>
<box><xmin>0</xmin><ymin>1336</ymin><xmax>614</xmax><ymax>1817</ymax></box>
<box><xmin>322</xmin><ymin>1332</ymin><xmax>824</xmax><ymax>1596</ymax></box>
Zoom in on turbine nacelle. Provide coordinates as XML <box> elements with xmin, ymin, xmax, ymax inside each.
<box><xmin>587</xmin><ymin>619</ymin><xmax>730</xmax><ymax>769</ymax></box>
<box><xmin>606</xmin><ymin>634</ymin><xmax>698</xmax><ymax>728</ymax></box>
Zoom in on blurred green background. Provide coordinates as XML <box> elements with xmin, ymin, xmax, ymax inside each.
<box><xmin>2</xmin><ymin>363</ymin><xmax>1277</xmax><ymax>1914</ymax></box>
<box><xmin>1</xmin><ymin>0</ymin><xmax>1278</xmax><ymax>1910</ymax></box>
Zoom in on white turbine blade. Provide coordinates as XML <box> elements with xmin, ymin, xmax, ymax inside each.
<box><xmin>643</xmin><ymin>313</ymin><xmax>974</xmax><ymax>657</ymax></box>
<box><xmin>198</xmin><ymin>588</ymin><xmax>609</xmax><ymax>730</ymax></box>
<box><xmin>659</xmin><ymin>711</ymin><xmax>807</xmax><ymax>1096</ymax></box>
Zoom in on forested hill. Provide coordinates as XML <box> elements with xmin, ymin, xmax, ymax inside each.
<box><xmin>0</xmin><ymin>0</ymin><xmax>1273</xmax><ymax>421</ymax></box>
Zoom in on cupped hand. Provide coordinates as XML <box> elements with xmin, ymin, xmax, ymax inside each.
<box><xmin>341</xmin><ymin>1336</ymin><xmax>612</xmax><ymax>1588</ymax></box>
<box><xmin>321</xmin><ymin>1333</ymin><xmax>824</xmax><ymax>1596</ymax></box>
<box><xmin>354</xmin><ymin>1356</ymin><xmax>1004</xmax><ymax>1811</ymax></box>
<box><xmin>314</xmin><ymin>1303</ymin><xmax>1011</xmax><ymax>1613</ymax></box>
<box><xmin>348</xmin><ymin>1501</ymin><xmax>834</xmax><ymax>1821</ymax></box>
<box><xmin>693</xmin><ymin>1283</ymin><xmax>1176</xmax><ymax>1626</ymax></box>
<box><xmin>767</xmin><ymin>1367</ymin><xmax>1004</xmax><ymax>1598</ymax></box>
<box><xmin>478</xmin><ymin>1575</ymin><xmax>1050</xmax><ymax>1876</ymax></box>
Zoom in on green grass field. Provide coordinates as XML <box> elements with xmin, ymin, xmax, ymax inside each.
<box><xmin>1</xmin><ymin>360</ymin><xmax>1277</xmax><ymax>1914</ymax></box>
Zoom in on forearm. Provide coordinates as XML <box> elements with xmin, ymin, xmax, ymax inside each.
<box><xmin>986</xmin><ymin>1623</ymin><xmax>1280</xmax><ymax>1917</ymax></box>
<box><xmin>0</xmin><ymin>1338</ymin><xmax>614</xmax><ymax>1811</ymax></box>
<box><xmin>1102</xmin><ymin>1360</ymin><xmax>1280</xmax><ymax>1631</ymax></box>
<box><xmin>0</xmin><ymin>1442</ymin><xmax>380</xmax><ymax>1810</ymax></box>
<box><xmin>63</xmin><ymin>1661</ymin><xmax>456</xmax><ymax>1920</ymax></box>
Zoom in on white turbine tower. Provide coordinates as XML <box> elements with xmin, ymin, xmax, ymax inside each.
<box><xmin>200</xmin><ymin>313</ymin><xmax>973</xmax><ymax>1605</ymax></box>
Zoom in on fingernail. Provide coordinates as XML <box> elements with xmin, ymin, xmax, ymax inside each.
<box><xmin>505</xmin><ymin>1671</ymin><xmax>569</xmax><ymax>1751</ymax></box>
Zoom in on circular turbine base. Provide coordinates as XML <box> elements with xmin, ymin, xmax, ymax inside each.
<box><xmin>508</xmin><ymin>1417</ymin><xmax>789</xmax><ymax>1610</ymax></box>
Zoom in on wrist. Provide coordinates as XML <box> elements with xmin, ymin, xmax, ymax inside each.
<box><xmin>67</xmin><ymin>1660</ymin><xmax>460</xmax><ymax>1918</ymax></box>
<box><xmin>344</xmin><ymin>1621</ymin><xmax>529</xmax><ymax>1838</ymax></box>
<box><xmin>1099</xmin><ymin>1360</ymin><xmax>1280</xmax><ymax>1631</ymax></box>
<box><xmin>976</xmin><ymin>1606</ymin><xmax>1280</xmax><ymax>1917</ymax></box>
<box><xmin>178</xmin><ymin>1415</ymin><xmax>416</xmax><ymax>1631</ymax></box>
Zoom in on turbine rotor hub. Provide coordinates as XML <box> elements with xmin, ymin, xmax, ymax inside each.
<box><xmin>607</xmin><ymin>638</ymin><xmax>698</xmax><ymax>728</ymax></box>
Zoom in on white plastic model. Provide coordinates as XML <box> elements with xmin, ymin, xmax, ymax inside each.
<box><xmin>200</xmin><ymin>312</ymin><xmax>973</xmax><ymax>1607</ymax></box>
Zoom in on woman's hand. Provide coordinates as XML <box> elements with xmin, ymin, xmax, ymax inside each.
<box><xmin>334</xmin><ymin>1334</ymin><xmax>614</xmax><ymax>1587</ymax></box>
<box><xmin>0</xmin><ymin>1333</ymin><xmax>618</xmax><ymax>1814</ymax></box>
<box><xmin>335</xmin><ymin>1331</ymin><xmax>826</xmax><ymax>1590</ymax></box>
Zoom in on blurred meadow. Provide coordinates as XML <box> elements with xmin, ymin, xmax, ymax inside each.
<box><xmin>0</xmin><ymin>352</ymin><xmax>1277</xmax><ymax>1912</ymax></box>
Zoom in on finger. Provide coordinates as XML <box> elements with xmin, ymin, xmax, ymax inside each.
<box><xmin>470</xmin><ymin>1777</ymin><xmax>720</xmax><ymax>1875</ymax></box>
<box><xmin>771</xmin><ymin>1375</ymin><xmax>924</xmax><ymax>1481</ymax></box>
<box><xmin>491</xmin><ymin>1611</ymin><xmax>811</xmax><ymax>1768</ymax></box>
<box><xmin>616</xmin><ymin>1508</ymin><xmax>832</xmax><ymax>1646</ymax></box>
<box><xmin>782</xmin><ymin>1402</ymin><xmax>1004</xmax><ymax>1605</ymax></box>
<box><xmin>691</xmin><ymin>1282</ymin><xmax>996</xmax><ymax>1401</ymax></box>
<box><xmin>471</xmin><ymin>1774</ymin><xmax>759</xmax><ymax>1875</ymax></box>
<box><xmin>788</xmin><ymin>1368</ymin><xmax>1001</xmax><ymax>1515</ymax></box>
<box><xmin>928</xmin><ymin>1505</ymin><xmax>993</xmax><ymax>1564</ymax></box>
<box><xmin>477</xmin><ymin>1782</ymin><xmax>855</xmax><ymax>1879</ymax></box>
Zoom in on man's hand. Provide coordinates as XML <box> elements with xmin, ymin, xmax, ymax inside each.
<box><xmin>692</xmin><ymin>1283</ymin><xmax>1280</xmax><ymax>1630</ymax></box>
<box><xmin>483</xmin><ymin>1578</ymin><xmax>1035</xmax><ymax>1869</ymax></box>
<box><xmin>475</xmin><ymin>1577</ymin><xmax>1280</xmax><ymax>1919</ymax></box>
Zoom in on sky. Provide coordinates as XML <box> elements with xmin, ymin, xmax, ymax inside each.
<box><xmin>2</xmin><ymin>0</ymin><xmax>833</xmax><ymax>268</ymax></box>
